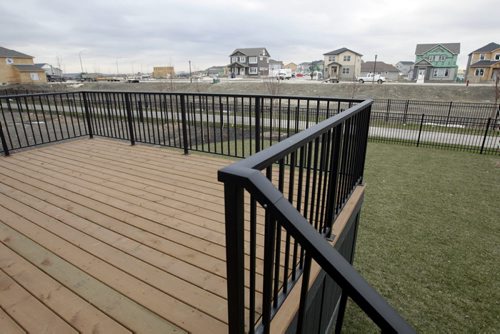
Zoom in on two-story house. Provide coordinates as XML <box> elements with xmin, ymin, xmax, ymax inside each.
<box><xmin>0</xmin><ymin>46</ymin><xmax>47</xmax><ymax>84</ymax></box>
<box><xmin>228</xmin><ymin>48</ymin><xmax>270</xmax><ymax>77</ymax></box>
<box><xmin>412</xmin><ymin>43</ymin><xmax>460</xmax><ymax>82</ymax></box>
<box><xmin>465</xmin><ymin>42</ymin><xmax>500</xmax><ymax>83</ymax></box>
<box><xmin>323</xmin><ymin>48</ymin><xmax>362</xmax><ymax>81</ymax></box>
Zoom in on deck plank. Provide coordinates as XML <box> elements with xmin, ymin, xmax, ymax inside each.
<box><xmin>0</xmin><ymin>242</ymin><xmax>131</xmax><ymax>334</ymax></box>
<box><xmin>0</xmin><ymin>207</ymin><xmax>224</xmax><ymax>333</ymax></box>
<box><xmin>0</xmin><ymin>268</ymin><xmax>78</xmax><ymax>334</ymax></box>
<box><xmin>0</xmin><ymin>222</ymin><xmax>184</xmax><ymax>334</ymax></box>
<box><xmin>0</xmin><ymin>307</ymin><xmax>26</xmax><ymax>334</ymax></box>
<box><xmin>0</xmin><ymin>138</ymin><xmax>308</xmax><ymax>333</ymax></box>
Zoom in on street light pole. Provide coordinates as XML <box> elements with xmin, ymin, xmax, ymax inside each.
<box><xmin>372</xmin><ymin>54</ymin><xmax>377</xmax><ymax>84</ymax></box>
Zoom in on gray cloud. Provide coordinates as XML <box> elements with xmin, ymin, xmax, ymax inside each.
<box><xmin>1</xmin><ymin>0</ymin><xmax>498</xmax><ymax>73</ymax></box>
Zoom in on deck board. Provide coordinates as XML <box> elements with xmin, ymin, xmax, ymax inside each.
<box><xmin>0</xmin><ymin>138</ymin><xmax>251</xmax><ymax>333</ymax></box>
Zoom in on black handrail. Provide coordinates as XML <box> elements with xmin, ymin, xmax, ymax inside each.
<box><xmin>218</xmin><ymin>100</ymin><xmax>415</xmax><ymax>333</ymax></box>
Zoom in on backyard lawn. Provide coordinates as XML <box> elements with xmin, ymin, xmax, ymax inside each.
<box><xmin>343</xmin><ymin>143</ymin><xmax>500</xmax><ymax>333</ymax></box>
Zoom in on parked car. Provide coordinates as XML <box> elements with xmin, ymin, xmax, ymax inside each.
<box><xmin>357</xmin><ymin>73</ymin><xmax>386</xmax><ymax>84</ymax></box>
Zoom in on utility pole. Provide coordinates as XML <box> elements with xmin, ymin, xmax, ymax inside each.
<box><xmin>372</xmin><ymin>54</ymin><xmax>377</xmax><ymax>84</ymax></box>
<box><xmin>79</xmin><ymin>51</ymin><xmax>84</xmax><ymax>73</ymax></box>
<box><xmin>189</xmin><ymin>60</ymin><xmax>192</xmax><ymax>83</ymax></box>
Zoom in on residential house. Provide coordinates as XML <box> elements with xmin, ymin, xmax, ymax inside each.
<box><xmin>35</xmin><ymin>63</ymin><xmax>63</xmax><ymax>80</ymax></box>
<box><xmin>395</xmin><ymin>61</ymin><xmax>414</xmax><ymax>80</ymax></box>
<box><xmin>228</xmin><ymin>48</ymin><xmax>270</xmax><ymax>77</ymax></box>
<box><xmin>297</xmin><ymin>62</ymin><xmax>311</xmax><ymax>74</ymax></box>
<box><xmin>412</xmin><ymin>43</ymin><xmax>460</xmax><ymax>82</ymax></box>
<box><xmin>360</xmin><ymin>61</ymin><xmax>400</xmax><ymax>81</ymax></box>
<box><xmin>268</xmin><ymin>59</ymin><xmax>283</xmax><ymax>76</ymax></box>
<box><xmin>284</xmin><ymin>62</ymin><xmax>297</xmax><ymax>72</ymax></box>
<box><xmin>0</xmin><ymin>46</ymin><xmax>47</xmax><ymax>84</ymax></box>
<box><xmin>465</xmin><ymin>42</ymin><xmax>500</xmax><ymax>83</ymax></box>
<box><xmin>206</xmin><ymin>66</ymin><xmax>227</xmax><ymax>77</ymax></box>
<box><xmin>152</xmin><ymin>66</ymin><xmax>175</xmax><ymax>79</ymax></box>
<box><xmin>323</xmin><ymin>47</ymin><xmax>362</xmax><ymax>81</ymax></box>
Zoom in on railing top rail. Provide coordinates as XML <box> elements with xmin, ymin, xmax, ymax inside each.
<box><xmin>0</xmin><ymin>91</ymin><xmax>82</xmax><ymax>99</ymax></box>
<box><xmin>0</xmin><ymin>90</ymin><xmax>365</xmax><ymax>103</ymax></box>
<box><xmin>219</xmin><ymin>99</ymin><xmax>373</xmax><ymax>174</ymax></box>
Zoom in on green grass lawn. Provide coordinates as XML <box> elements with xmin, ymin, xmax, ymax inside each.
<box><xmin>342</xmin><ymin>142</ymin><xmax>500</xmax><ymax>333</ymax></box>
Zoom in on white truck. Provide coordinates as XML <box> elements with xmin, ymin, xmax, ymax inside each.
<box><xmin>276</xmin><ymin>69</ymin><xmax>292</xmax><ymax>80</ymax></box>
<box><xmin>357</xmin><ymin>73</ymin><xmax>386</xmax><ymax>84</ymax></box>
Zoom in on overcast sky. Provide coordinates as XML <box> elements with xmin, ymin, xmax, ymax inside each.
<box><xmin>1</xmin><ymin>0</ymin><xmax>498</xmax><ymax>74</ymax></box>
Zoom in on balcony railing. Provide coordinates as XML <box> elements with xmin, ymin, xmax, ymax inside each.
<box><xmin>0</xmin><ymin>91</ymin><xmax>414</xmax><ymax>333</ymax></box>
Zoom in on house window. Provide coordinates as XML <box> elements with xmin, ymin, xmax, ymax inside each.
<box><xmin>432</xmin><ymin>68</ymin><xmax>449</xmax><ymax>77</ymax></box>
<box><xmin>249</xmin><ymin>67</ymin><xmax>258</xmax><ymax>74</ymax></box>
<box><xmin>328</xmin><ymin>56</ymin><xmax>336</xmax><ymax>62</ymax></box>
<box><xmin>495</xmin><ymin>54</ymin><xmax>500</xmax><ymax>61</ymax></box>
<box><xmin>249</xmin><ymin>56</ymin><xmax>257</xmax><ymax>64</ymax></box>
<box><xmin>231</xmin><ymin>56</ymin><xmax>238</xmax><ymax>63</ymax></box>
<box><xmin>439</xmin><ymin>55</ymin><xmax>446</xmax><ymax>61</ymax></box>
<box><xmin>30</xmin><ymin>73</ymin><xmax>40</xmax><ymax>81</ymax></box>
<box><xmin>343</xmin><ymin>55</ymin><xmax>351</xmax><ymax>62</ymax></box>
<box><xmin>479</xmin><ymin>54</ymin><xmax>485</xmax><ymax>60</ymax></box>
<box><xmin>475</xmin><ymin>68</ymin><xmax>484</xmax><ymax>76</ymax></box>
<box><xmin>342</xmin><ymin>68</ymin><xmax>350</xmax><ymax>74</ymax></box>
<box><xmin>239</xmin><ymin>56</ymin><xmax>246</xmax><ymax>62</ymax></box>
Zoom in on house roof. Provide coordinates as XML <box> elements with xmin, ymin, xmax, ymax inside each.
<box><xmin>397</xmin><ymin>61</ymin><xmax>414</xmax><ymax>65</ymax></box>
<box><xmin>228</xmin><ymin>62</ymin><xmax>248</xmax><ymax>68</ymax></box>
<box><xmin>324</xmin><ymin>47</ymin><xmax>362</xmax><ymax>56</ymax></box>
<box><xmin>0</xmin><ymin>46</ymin><xmax>33</xmax><ymax>58</ymax></box>
<box><xmin>414</xmin><ymin>59</ymin><xmax>433</xmax><ymax>66</ymax></box>
<box><xmin>469</xmin><ymin>60</ymin><xmax>500</xmax><ymax>68</ymax></box>
<box><xmin>13</xmin><ymin>64</ymin><xmax>45</xmax><ymax>72</ymax></box>
<box><xmin>269</xmin><ymin>59</ymin><xmax>283</xmax><ymax>65</ymax></box>
<box><xmin>469</xmin><ymin>42</ymin><xmax>500</xmax><ymax>55</ymax></box>
<box><xmin>361</xmin><ymin>61</ymin><xmax>399</xmax><ymax>73</ymax></box>
<box><xmin>230</xmin><ymin>48</ymin><xmax>269</xmax><ymax>57</ymax></box>
<box><xmin>415</xmin><ymin>43</ymin><xmax>461</xmax><ymax>55</ymax></box>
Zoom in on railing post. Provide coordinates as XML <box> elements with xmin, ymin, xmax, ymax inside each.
<box><xmin>138</xmin><ymin>100</ymin><xmax>144</xmax><ymax>123</ymax></box>
<box><xmin>403</xmin><ymin>99</ymin><xmax>409</xmax><ymax>124</ymax></box>
<box><xmin>180</xmin><ymin>94</ymin><xmax>189</xmax><ymax>155</ymax></box>
<box><xmin>325</xmin><ymin>126</ymin><xmax>342</xmax><ymax>238</ymax></box>
<box><xmin>0</xmin><ymin>117</ymin><xmax>9</xmax><ymax>156</ymax></box>
<box><xmin>255</xmin><ymin>97</ymin><xmax>261</xmax><ymax>153</ymax></box>
<box><xmin>223</xmin><ymin>182</ymin><xmax>246</xmax><ymax>334</ymax></box>
<box><xmin>445</xmin><ymin>101</ymin><xmax>453</xmax><ymax>126</ymax></box>
<box><xmin>82</xmin><ymin>92</ymin><xmax>93</xmax><ymax>139</ymax></box>
<box><xmin>416</xmin><ymin>113</ymin><xmax>425</xmax><ymax>147</ymax></box>
<box><xmin>124</xmin><ymin>93</ymin><xmax>135</xmax><ymax>145</ymax></box>
<box><xmin>385</xmin><ymin>98</ymin><xmax>390</xmax><ymax>122</ymax></box>
<box><xmin>480</xmin><ymin>118</ymin><xmax>491</xmax><ymax>154</ymax></box>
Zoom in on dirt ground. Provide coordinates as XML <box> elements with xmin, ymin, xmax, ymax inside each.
<box><xmin>2</xmin><ymin>80</ymin><xmax>498</xmax><ymax>103</ymax></box>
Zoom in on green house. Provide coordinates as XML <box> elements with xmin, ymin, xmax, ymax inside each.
<box><xmin>412</xmin><ymin>43</ymin><xmax>460</xmax><ymax>82</ymax></box>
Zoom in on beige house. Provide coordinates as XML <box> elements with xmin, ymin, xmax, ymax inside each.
<box><xmin>152</xmin><ymin>66</ymin><xmax>175</xmax><ymax>79</ymax></box>
<box><xmin>465</xmin><ymin>42</ymin><xmax>500</xmax><ymax>83</ymax></box>
<box><xmin>0</xmin><ymin>46</ymin><xmax>47</xmax><ymax>84</ymax></box>
<box><xmin>284</xmin><ymin>62</ymin><xmax>297</xmax><ymax>72</ymax></box>
<box><xmin>323</xmin><ymin>48</ymin><xmax>362</xmax><ymax>81</ymax></box>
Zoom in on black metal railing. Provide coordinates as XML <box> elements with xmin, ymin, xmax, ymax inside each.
<box><xmin>0</xmin><ymin>91</ymin><xmax>360</xmax><ymax>156</ymax></box>
<box><xmin>218</xmin><ymin>100</ymin><xmax>414</xmax><ymax>333</ymax></box>
<box><xmin>1</xmin><ymin>92</ymin><xmax>497</xmax><ymax>156</ymax></box>
<box><xmin>372</xmin><ymin>99</ymin><xmax>498</xmax><ymax>119</ymax></box>
<box><xmin>369</xmin><ymin>111</ymin><xmax>499</xmax><ymax>154</ymax></box>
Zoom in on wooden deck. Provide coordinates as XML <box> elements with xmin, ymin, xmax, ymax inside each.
<box><xmin>0</xmin><ymin>138</ymin><xmax>243</xmax><ymax>333</ymax></box>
